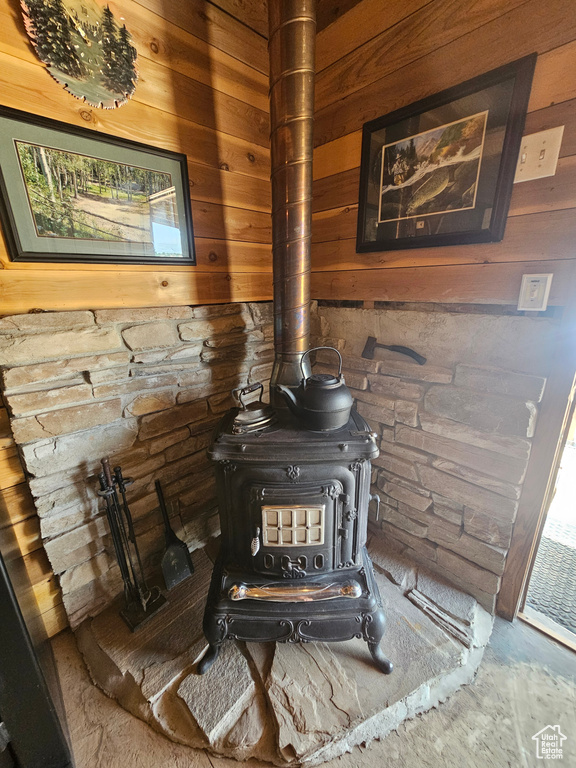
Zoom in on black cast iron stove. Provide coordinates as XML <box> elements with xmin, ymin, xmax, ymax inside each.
<box><xmin>198</xmin><ymin>389</ymin><xmax>393</xmax><ymax>675</ymax></box>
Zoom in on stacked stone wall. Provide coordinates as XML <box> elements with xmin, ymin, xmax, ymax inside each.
<box><xmin>314</xmin><ymin>306</ymin><xmax>554</xmax><ymax>612</ymax></box>
<box><xmin>0</xmin><ymin>302</ymin><xmax>274</xmax><ymax>626</ymax></box>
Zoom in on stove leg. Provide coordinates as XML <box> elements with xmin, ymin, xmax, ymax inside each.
<box><xmin>197</xmin><ymin>643</ymin><xmax>220</xmax><ymax>675</ymax></box>
<box><xmin>368</xmin><ymin>641</ymin><xmax>393</xmax><ymax>674</ymax></box>
<box><xmin>363</xmin><ymin>607</ymin><xmax>393</xmax><ymax>674</ymax></box>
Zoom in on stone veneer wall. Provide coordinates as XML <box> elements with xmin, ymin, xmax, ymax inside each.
<box><xmin>0</xmin><ymin>302</ymin><xmax>277</xmax><ymax>627</ymax></box>
<box><xmin>313</xmin><ymin>304</ymin><xmax>557</xmax><ymax>613</ymax></box>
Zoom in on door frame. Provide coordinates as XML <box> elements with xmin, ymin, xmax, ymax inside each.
<box><xmin>497</xmin><ymin>293</ymin><xmax>576</xmax><ymax>620</ymax></box>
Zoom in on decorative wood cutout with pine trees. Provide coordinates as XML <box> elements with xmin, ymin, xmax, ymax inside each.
<box><xmin>21</xmin><ymin>0</ymin><xmax>137</xmax><ymax>109</ymax></box>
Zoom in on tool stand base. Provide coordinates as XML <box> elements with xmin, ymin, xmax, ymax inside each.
<box><xmin>120</xmin><ymin>589</ymin><xmax>168</xmax><ymax>632</ymax></box>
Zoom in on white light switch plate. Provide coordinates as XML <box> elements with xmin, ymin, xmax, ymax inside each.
<box><xmin>514</xmin><ymin>127</ymin><xmax>564</xmax><ymax>183</ymax></box>
<box><xmin>517</xmin><ymin>274</ymin><xmax>553</xmax><ymax>311</ymax></box>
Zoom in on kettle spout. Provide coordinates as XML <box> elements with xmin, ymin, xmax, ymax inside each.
<box><xmin>275</xmin><ymin>384</ymin><xmax>301</xmax><ymax>415</ymax></box>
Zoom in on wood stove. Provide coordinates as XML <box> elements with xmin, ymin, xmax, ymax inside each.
<box><xmin>198</xmin><ymin>401</ymin><xmax>393</xmax><ymax>675</ymax></box>
<box><xmin>198</xmin><ymin>0</ymin><xmax>392</xmax><ymax>676</ymax></box>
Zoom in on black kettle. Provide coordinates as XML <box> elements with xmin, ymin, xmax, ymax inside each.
<box><xmin>276</xmin><ymin>347</ymin><xmax>353</xmax><ymax>431</ymax></box>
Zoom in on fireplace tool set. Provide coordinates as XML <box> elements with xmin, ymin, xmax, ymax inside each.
<box><xmin>96</xmin><ymin>458</ymin><xmax>171</xmax><ymax>630</ymax></box>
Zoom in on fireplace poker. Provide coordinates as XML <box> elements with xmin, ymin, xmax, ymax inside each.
<box><xmin>101</xmin><ymin>458</ymin><xmax>141</xmax><ymax>595</ymax></box>
<box><xmin>98</xmin><ymin>471</ymin><xmax>136</xmax><ymax>608</ymax></box>
<box><xmin>114</xmin><ymin>465</ymin><xmax>150</xmax><ymax>605</ymax></box>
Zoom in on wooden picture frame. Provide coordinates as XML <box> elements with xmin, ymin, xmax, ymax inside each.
<box><xmin>0</xmin><ymin>105</ymin><xmax>195</xmax><ymax>265</ymax></box>
<box><xmin>356</xmin><ymin>55</ymin><xmax>537</xmax><ymax>253</ymax></box>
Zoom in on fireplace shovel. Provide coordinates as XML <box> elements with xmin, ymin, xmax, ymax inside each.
<box><xmin>155</xmin><ymin>480</ymin><xmax>195</xmax><ymax>590</ymax></box>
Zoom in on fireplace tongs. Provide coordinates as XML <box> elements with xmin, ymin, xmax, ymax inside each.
<box><xmin>229</xmin><ymin>580</ymin><xmax>362</xmax><ymax>602</ymax></box>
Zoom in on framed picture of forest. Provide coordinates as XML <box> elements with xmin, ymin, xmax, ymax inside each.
<box><xmin>0</xmin><ymin>106</ymin><xmax>195</xmax><ymax>265</ymax></box>
<box><xmin>356</xmin><ymin>55</ymin><xmax>536</xmax><ymax>252</ymax></box>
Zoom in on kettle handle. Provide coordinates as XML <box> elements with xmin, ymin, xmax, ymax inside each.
<box><xmin>233</xmin><ymin>382</ymin><xmax>263</xmax><ymax>410</ymax></box>
<box><xmin>300</xmin><ymin>346</ymin><xmax>343</xmax><ymax>380</ymax></box>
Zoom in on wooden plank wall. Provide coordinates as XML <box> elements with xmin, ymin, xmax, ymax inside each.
<box><xmin>0</xmin><ymin>0</ymin><xmax>272</xmax><ymax>314</ymax></box>
<box><xmin>311</xmin><ymin>0</ymin><xmax>576</xmax><ymax>305</ymax></box>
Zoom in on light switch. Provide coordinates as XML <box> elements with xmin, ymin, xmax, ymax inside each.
<box><xmin>514</xmin><ymin>127</ymin><xmax>564</xmax><ymax>183</ymax></box>
<box><xmin>517</xmin><ymin>274</ymin><xmax>553</xmax><ymax>311</ymax></box>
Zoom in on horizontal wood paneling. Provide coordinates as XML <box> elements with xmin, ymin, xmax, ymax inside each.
<box><xmin>0</xmin><ymin>0</ymin><xmax>271</xmax><ymax>314</ymax></box>
<box><xmin>134</xmin><ymin>0</ymin><xmax>268</xmax><ymax>73</ymax></box>
<box><xmin>209</xmin><ymin>0</ymin><xmax>268</xmax><ymax>38</ymax></box>
<box><xmin>314</xmin><ymin>0</ymin><xmax>576</xmax><ymax>147</ymax></box>
<box><xmin>311</xmin><ymin>0</ymin><xmax>576</xmax><ymax>306</ymax></box>
<box><xmin>312</xmin><ymin>259</ymin><xmax>576</xmax><ymax>305</ymax></box>
<box><xmin>0</xmin><ymin>269</ymin><xmax>273</xmax><ymax>314</ymax></box>
<box><xmin>0</xmin><ymin>446</ymin><xmax>25</xmax><ymax>490</ymax></box>
<box><xmin>315</xmin><ymin>0</ymin><xmax>527</xmax><ymax>107</ymax></box>
<box><xmin>0</xmin><ymin>484</ymin><xmax>36</xmax><ymax>529</ymax></box>
<box><xmin>0</xmin><ymin>407</ymin><xmax>14</xmax><ymax>450</ymax></box>
<box><xmin>312</xmin><ymin>208</ymin><xmax>576</xmax><ymax>265</ymax></box>
<box><xmin>316</xmin><ymin>0</ymin><xmax>429</xmax><ymax>72</ymax></box>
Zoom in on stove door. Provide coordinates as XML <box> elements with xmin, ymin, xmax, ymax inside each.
<box><xmin>249</xmin><ymin>481</ymin><xmax>340</xmax><ymax>577</ymax></box>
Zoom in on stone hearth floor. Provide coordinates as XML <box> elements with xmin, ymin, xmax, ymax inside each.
<box><xmin>76</xmin><ymin>540</ymin><xmax>493</xmax><ymax>767</ymax></box>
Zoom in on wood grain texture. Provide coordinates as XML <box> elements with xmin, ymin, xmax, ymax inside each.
<box><xmin>312</xmin><ymin>209</ymin><xmax>576</xmax><ymax>270</ymax></box>
<box><xmin>0</xmin><ymin>447</ymin><xmax>25</xmax><ymax>490</ymax></box>
<box><xmin>314</xmin><ymin>130</ymin><xmax>361</xmax><ymax>181</ymax></box>
<box><xmin>317</xmin><ymin>0</ymin><xmax>367</xmax><ymax>34</ymax></box>
<box><xmin>315</xmin><ymin>0</ymin><xmax>527</xmax><ymax>107</ymax></box>
<box><xmin>310</xmin><ymin>259</ymin><xmax>576</xmax><ymax>305</ymax></box>
<box><xmin>316</xmin><ymin>0</ymin><xmax>429</xmax><ymax>71</ymax></box>
<box><xmin>209</xmin><ymin>0</ymin><xmax>268</xmax><ymax>37</ymax></box>
<box><xmin>1</xmin><ymin>238</ymin><xmax>271</xmax><ymax>273</ymax></box>
<box><xmin>311</xmin><ymin>0</ymin><xmax>576</xmax><ymax>308</ymax></box>
<box><xmin>0</xmin><ymin>407</ymin><xmax>14</xmax><ymax>449</ymax></box>
<box><xmin>0</xmin><ymin>269</ymin><xmax>273</xmax><ymax>314</ymax></box>
<box><xmin>134</xmin><ymin>0</ymin><xmax>268</xmax><ymax>73</ymax></box>
<box><xmin>0</xmin><ymin>51</ymin><xmax>270</xmax><ymax>179</ymax></box>
<box><xmin>314</xmin><ymin>0</ymin><xmax>576</xmax><ymax>147</ymax></box>
<box><xmin>187</xmin><ymin>163</ymin><xmax>271</xmax><ymax>212</ymax></box>
<box><xmin>509</xmin><ymin>156</ymin><xmax>576</xmax><ymax>217</ymax></box>
<box><xmin>0</xmin><ymin>0</ymin><xmax>271</xmax><ymax>313</ymax></box>
<box><xmin>38</xmin><ymin>601</ymin><xmax>67</xmax><ymax>638</ymax></box>
<box><xmin>0</xmin><ymin>484</ymin><xmax>36</xmax><ymax>529</ymax></box>
<box><xmin>0</xmin><ymin>10</ymin><xmax>269</xmax><ymax>147</ymax></box>
<box><xmin>0</xmin><ymin>0</ymin><xmax>272</xmax><ymax>642</ymax></box>
<box><xmin>7</xmin><ymin>516</ymin><xmax>42</xmax><ymax>558</ymax></box>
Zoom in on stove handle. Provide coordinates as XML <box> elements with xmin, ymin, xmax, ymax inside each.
<box><xmin>250</xmin><ymin>527</ymin><xmax>261</xmax><ymax>556</ymax></box>
<box><xmin>370</xmin><ymin>493</ymin><xmax>381</xmax><ymax>522</ymax></box>
<box><xmin>228</xmin><ymin>580</ymin><xmax>362</xmax><ymax>602</ymax></box>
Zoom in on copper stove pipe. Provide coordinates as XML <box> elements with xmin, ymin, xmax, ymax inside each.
<box><xmin>268</xmin><ymin>0</ymin><xmax>316</xmax><ymax>400</ymax></box>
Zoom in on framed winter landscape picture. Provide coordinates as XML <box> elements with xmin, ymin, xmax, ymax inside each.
<box><xmin>0</xmin><ymin>106</ymin><xmax>195</xmax><ymax>265</ymax></box>
<box><xmin>356</xmin><ymin>55</ymin><xmax>536</xmax><ymax>252</ymax></box>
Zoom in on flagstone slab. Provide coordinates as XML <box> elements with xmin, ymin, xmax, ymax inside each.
<box><xmin>77</xmin><ymin>547</ymin><xmax>493</xmax><ymax>766</ymax></box>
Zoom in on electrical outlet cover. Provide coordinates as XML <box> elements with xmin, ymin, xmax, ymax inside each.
<box><xmin>517</xmin><ymin>273</ymin><xmax>553</xmax><ymax>311</ymax></box>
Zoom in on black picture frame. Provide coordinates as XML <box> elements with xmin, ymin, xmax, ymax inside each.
<box><xmin>0</xmin><ymin>105</ymin><xmax>195</xmax><ymax>265</ymax></box>
<box><xmin>356</xmin><ymin>55</ymin><xmax>537</xmax><ymax>253</ymax></box>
